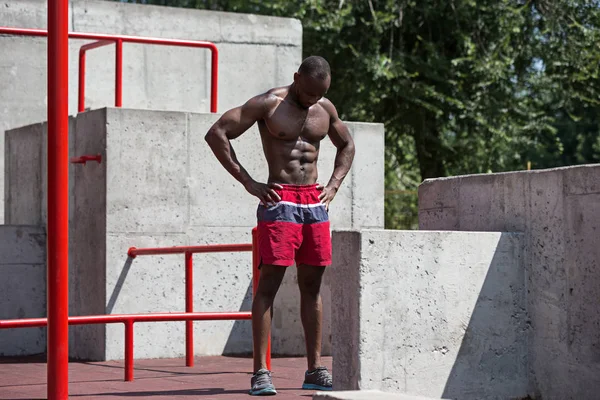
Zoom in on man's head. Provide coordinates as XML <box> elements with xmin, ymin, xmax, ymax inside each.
<box><xmin>293</xmin><ymin>56</ymin><xmax>331</xmax><ymax>109</ymax></box>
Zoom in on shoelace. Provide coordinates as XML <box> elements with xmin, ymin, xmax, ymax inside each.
<box><xmin>254</xmin><ymin>370</ymin><xmax>272</xmax><ymax>387</ymax></box>
<box><xmin>309</xmin><ymin>368</ymin><xmax>332</xmax><ymax>385</ymax></box>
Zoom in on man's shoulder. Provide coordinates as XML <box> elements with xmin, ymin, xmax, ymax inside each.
<box><xmin>245</xmin><ymin>88</ymin><xmax>285</xmax><ymax>114</ymax></box>
<box><xmin>265</xmin><ymin>85</ymin><xmax>290</xmax><ymax>100</ymax></box>
<box><xmin>317</xmin><ymin>97</ymin><xmax>338</xmax><ymax>117</ymax></box>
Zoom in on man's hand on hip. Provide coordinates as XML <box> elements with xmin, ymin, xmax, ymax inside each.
<box><xmin>245</xmin><ymin>181</ymin><xmax>283</xmax><ymax>207</ymax></box>
<box><xmin>317</xmin><ymin>184</ymin><xmax>337</xmax><ymax>211</ymax></box>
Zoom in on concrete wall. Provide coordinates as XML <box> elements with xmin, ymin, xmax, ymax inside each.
<box><xmin>0</xmin><ymin>226</ymin><xmax>46</xmax><ymax>356</ymax></box>
<box><xmin>0</xmin><ymin>0</ymin><xmax>303</xmax><ymax>222</ymax></box>
<box><xmin>5</xmin><ymin>107</ymin><xmax>384</xmax><ymax>359</ymax></box>
<box><xmin>418</xmin><ymin>164</ymin><xmax>600</xmax><ymax>400</ymax></box>
<box><xmin>331</xmin><ymin>229</ymin><xmax>528</xmax><ymax>400</ymax></box>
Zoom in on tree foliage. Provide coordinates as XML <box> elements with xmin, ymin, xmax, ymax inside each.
<box><xmin>116</xmin><ymin>0</ymin><xmax>599</xmax><ymax>229</ymax></box>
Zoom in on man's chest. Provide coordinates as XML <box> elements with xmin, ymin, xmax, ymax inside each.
<box><xmin>264</xmin><ymin>104</ymin><xmax>329</xmax><ymax>141</ymax></box>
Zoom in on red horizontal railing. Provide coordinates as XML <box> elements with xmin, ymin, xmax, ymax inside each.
<box><xmin>0</xmin><ymin>312</ymin><xmax>251</xmax><ymax>382</ymax></box>
<box><xmin>127</xmin><ymin>241</ymin><xmax>262</xmax><ymax>371</ymax></box>
<box><xmin>128</xmin><ymin>243</ymin><xmax>253</xmax><ymax>258</ymax></box>
<box><xmin>0</xmin><ymin>228</ymin><xmax>268</xmax><ymax>382</ymax></box>
<box><xmin>0</xmin><ymin>27</ymin><xmax>219</xmax><ymax>113</ymax></box>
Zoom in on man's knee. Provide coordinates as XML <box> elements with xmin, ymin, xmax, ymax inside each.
<box><xmin>256</xmin><ymin>265</ymin><xmax>286</xmax><ymax>299</ymax></box>
<box><xmin>298</xmin><ymin>265</ymin><xmax>325</xmax><ymax>297</ymax></box>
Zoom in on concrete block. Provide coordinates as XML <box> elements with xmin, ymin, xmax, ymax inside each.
<box><xmin>350</xmin><ymin>122</ymin><xmax>385</xmax><ymax>229</ymax></box>
<box><xmin>105</xmin><ymin>108</ymin><xmax>189</xmax><ymax>234</ymax></box>
<box><xmin>0</xmin><ymin>0</ymin><xmax>73</xmax><ymax>30</ymax></box>
<box><xmin>313</xmin><ymin>391</ymin><xmax>442</xmax><ymax>400</ymax></box>
<box><xmin>500</xmin><ymin>171</ymin><xmax>528</xmax><ymax>232</ymax></box>
<box><xmin>331</xmin><ymin>230</ymin><xmax>528</xmax><ymax>399</ymax></box>
<box><xmin>128</xmin><ymin>45</ymin><xmax>211</xmax><ymax>113</ymax></box>
<box><xmin>188</xmin><ymin>112</ymin><xmax>267</xmax><ymax>228</ymax></box>
<box><xmin>315</xmin><ymin>136</ymin><xmax>353</xmax><ymax>230</ymax></box>
<box><xmin>103</xmin><ymin>227</ymin><xmax>255</xmax><ymax>360</ymax></box>
<box><xmin>561</xmin><ymin>192</ymin><xmax>600</xmax><ymax>399</ymax></box>
<box><xmin>563</xmin><ymin>163</ymin><xmax>600</xmax><ymax>195</ymax></box>
<box><xmin>69</xmin><ymin>108</ymin><xmax>108</xmax><ymax>361</ymax></box>
<box><xmin>217</xmin><ymin>43</ymin><xmax>278</xmax><ymax>108</ymax></box>
<box><xmin>417</xmin><ymin>178</ymin><xmax>459</xmax><ymax>230</ymax></box>
<box><xmin>0</xmin><ymin>264</ymin><xmax>46</xmax><ymax>356</ymax></box>
<box><xmin>0</xmin><ymin>225</ymin><xmax>46</xmax><ymax>264</ymax></box>
<box><xmin>0</xmin><ymin>225</ymin><xmax>46</xmax><ymax>356</ymax></box>
<box><xmin>456</xmin><ymin>173</ymin><xmax>507</xmax><ymax>231</ymax></box>
<box><xmin>104</xmin><ymin>233</ymin><xmax>189</xmax><ymax>360</ymax></box>
<box><xmin>186</xmin><ymin>227</ymin><xmax>255</xmax><ymax>356</ymax></box>
<box><xmin>4</xmin><ymin>123</ymin><xmax>43</xmax><ymax>225</ymax></box>
<box><xmin>72</xmin><ymin>0</ymin><xmax>302</xmax><ymax>45</ymax></box>
<box><xmin>417</xmin><ymin>164</ymin><xmax>600</xmax><ymax>400</ymax></box>
<box><xmin>4</xmin><ymin>114</ymin><xmax>77</xmax><ymax>227</ymax></box>
<box><xmin>218</xmin><ymin>10</ymin><xmax>302</xmax><ymax>46</ymax></box>
<box><xmin>276</xmin><ymin>44</ymin><xmax>304</xmax><ymax>88</ymax></box>
<box><xmin>69</xmin><ymin>0</ymin><xmax>303</xmax><ymax>114</ymax></box>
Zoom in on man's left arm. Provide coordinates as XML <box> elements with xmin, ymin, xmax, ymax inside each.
<box><xmin>318</xmin><ymin>100</ymin><xmax>356</xmax><ymax>210</ymax></box>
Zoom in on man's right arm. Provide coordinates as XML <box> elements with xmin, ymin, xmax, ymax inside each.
<box><xmin>204</xmin><ymin>94</ymin><xmax>282</xmax><ymax>205</ymax></box>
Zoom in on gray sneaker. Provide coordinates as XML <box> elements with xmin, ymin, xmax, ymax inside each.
<box><xmin>302</xmin><ymin>366</ymin><xmax>333</xmax><ymax>391</ymax></box>
<box><xmin>249</xmin><ymin>368</ymin><xmax>277</xmax><ymax>396</ymax></box>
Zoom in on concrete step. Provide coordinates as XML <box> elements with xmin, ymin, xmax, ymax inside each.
<box><xmin>313</xmin><ymin>390</ymin><xmax>442</xmax><ymax>400</ymax></box>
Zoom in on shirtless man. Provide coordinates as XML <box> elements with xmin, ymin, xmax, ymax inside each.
<box><xmin>205</xmin><ymin>56</ymin><xmax>355</xmax><ymax>396</ymax></box>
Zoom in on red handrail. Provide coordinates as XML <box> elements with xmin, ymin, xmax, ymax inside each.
<box><xmin>127</xmin><ymin>230</ymin><xmax>271</xmax><ymax>373</ymax></box>
<box><xmin>0</xmin><ymin>311</ymin><xmax>252</xmax><ymax>382</ymax></box>
<box><xmin>128</xmin><ymin>243</ymin><xmax>253</xmax><ymax>258</ymax></box>
<box><xmin>0</xmin><ymin>229</ymin><xmax>269</xmax><ymax>382</ymax></box>
<box><xmin>0</xmin><ymin>27</ymin><xmax>219</xmax><ymax>113</ymax></box>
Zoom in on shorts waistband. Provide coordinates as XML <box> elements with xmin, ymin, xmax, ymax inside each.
<box><xmin>274</xmin><ymin>184</ymin><xmax>320</xmax><ymax>192</ymax></box>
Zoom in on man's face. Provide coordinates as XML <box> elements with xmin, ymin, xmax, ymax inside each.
<box><xmin>294</xmin><ymin>73</ymin><xmax>330</xmax><ymax>109</ymax></box>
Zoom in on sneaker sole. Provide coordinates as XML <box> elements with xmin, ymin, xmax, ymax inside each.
<box><xmin>249</xmin><ymin>388</ymin><xmax>277</xmax><ymax>396</ymax></box>
<box><xmin>302</xmin><ymin>383</ymin><xmax>333</xmax><ymax>391</ymax></box>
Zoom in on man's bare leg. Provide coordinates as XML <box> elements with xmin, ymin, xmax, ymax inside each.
<box><xmin>297</xmin><ymin>264</ymin><xmax>326</xmax><ymax>371</ymax></box>
<box><xmin>252</xmin><ymin>264</ymin><xmax>286</xmax><ymax>372</ymax></box>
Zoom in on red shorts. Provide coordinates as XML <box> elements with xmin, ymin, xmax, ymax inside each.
<box><xmin>256</xmin><ymin>184</ymin><xmax>332</xmax><ymax>267</ymax></box>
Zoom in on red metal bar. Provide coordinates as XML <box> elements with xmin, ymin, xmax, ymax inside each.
<box><xmin>115</xmin><ymin>39</ymin><xmax>123</xmax><ymax>107</ymax></box>
<box><xmin>78</xmin><ymin>40</ymin><xmax>113</xmax><ymax>112</ymax></box>
<box><xmin>185</xmin><ymin>252</ymin><xmax>194</xmax><ymax>367</ymax></box>
<box><xmin>0</xmin><ymin>312</ymin><xmax>252</xmax><ymax>329</ymax></box>
<box><xmin>210</xmin><ymin>47</ymin><xmax>218</xmax><ymax>113</ymax></box>
<box><xmin>47</xmin><ymin>1</ymin><xmax>70</xmax><ymax>398</ymax></box>
<box><xmin>252</xmin><ymin>228</ymin><xmax>271</xmax><ymax>371</ymax></box>
<box><xmin>70</xmin><ymin>154</ymin><xmax>102</xmax><ymax>165</ymax></box>
<box><xmin>125</xmin><ymin>320</ymin><xmax>134</xmax><ymax>381</ymax></box>
<box><xmin>128</xmin><ymin>243</ymin><xmax>253</xmax><ymax>258</ymax></box>
<box><xmin>0</xmin><ymin>27</ymin><xmax>218</xmax><ymax>113</ymax></box>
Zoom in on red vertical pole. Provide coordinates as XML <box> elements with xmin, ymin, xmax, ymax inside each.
<box><xmin>47</xmin><ymin>0</ymin><xmax>70</xmax><ymax>398</ymax></box>
<box><xmin>125</xmin><ymin>320</ymin><xmax>134</xmax><ymax>381</ymax></box>
<box><xmin>210</xmin><ymin>47</ymin><xmax>218</xmax><ymax>113</ymax></box>
<box><xmin>115</xmin><ymin>39</ymin><xmax>123</xmax><ymax>107</ymax></box>
<box><xmin>185</xmin><ymin>252</ymin><xmax>194</xmax><ymax>367</ymax></box>
<box><xmin>252</xmin><ymin>228</ymin><xmax>271</xmax><ymax>371</ymax></box>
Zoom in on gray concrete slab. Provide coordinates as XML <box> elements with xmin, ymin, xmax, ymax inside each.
<box><xmin>417</xmin><ymin>164</ymin><xmax>600</xmax><ymax>400</ymax></box>
<box><xmin>0</xmin><ymin>225</ymin><xmax>46</xmax><ymax>356</ymax></box>
<box><xmin>331</xmin><ymin>229</ymin><xmax>528</xmax><ymax>400</ymax></box>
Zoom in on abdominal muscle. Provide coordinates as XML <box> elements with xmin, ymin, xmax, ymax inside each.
<box><xmin>259</xmin><ymin>127</ymin><xmax>320</xmax><ymax>185</ymax></box>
